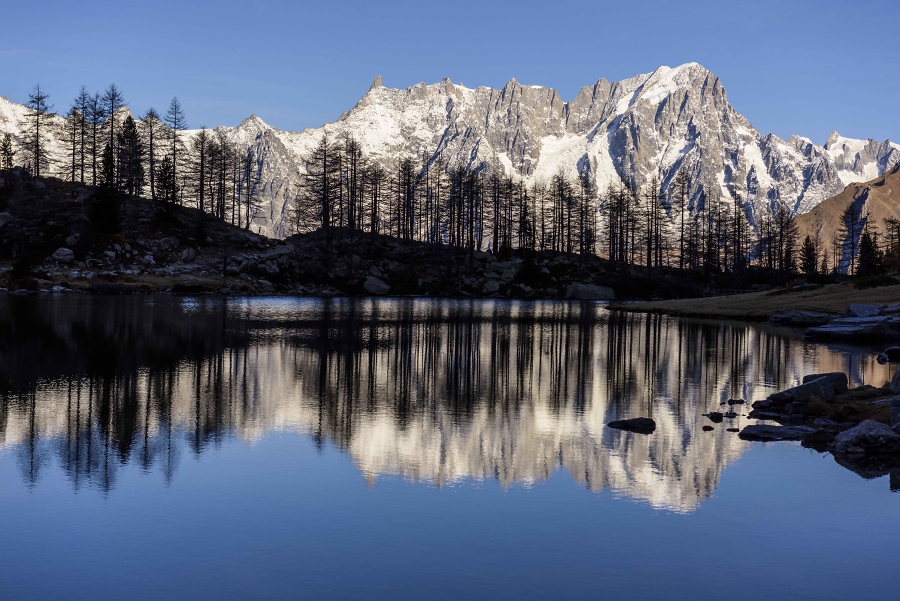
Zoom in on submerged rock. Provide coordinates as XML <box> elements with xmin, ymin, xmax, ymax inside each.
<box><xmin>704</xmin><ymin>412</ymin><xmax>724</xmax><ymax>423</ymax></box>
<box><xmin>607</xmin><ymin>417</ymin><xmax>656</xmax><ymax>434</ymax></box>
<box><xmin>738</xmin><ymin>424</ymin><xmax>815</xmax><ymax>441</ymax></box>
<box><xmin>830</xmin><ymin>420</ymin><xmax>900</xmax><ymax>455</ymax></box>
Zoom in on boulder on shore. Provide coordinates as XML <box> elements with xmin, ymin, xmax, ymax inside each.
<box><xmin>738</xmin><ymin>424</ymin><xmax>815</xmax><ymax>441</ymax></box>
<box><xmin>51</xmin><ymin>248</ymin><xmax>75</xmax><ymax>263</ymax></box>
<box><xmin>564</xmin><ymin>283</ymin><xmax>615</xmax><ymax>300</ymax></box>
<box><xmin>607</xmin><ymin>417</ymin><xmax>656</xmax><ymax>434</ymax></box>
<box><xmin>845</xmin><ymin>303</ymin><xmax>883</xmax><ymax>318</ymax></box>
<box><xmin>363</xmin><ymin>276</ymin><xmax>391</xmax><ymax>295</ymax></box>
<box><xmin>829</xmin><ymin>420</ymin><xmax>900</xmax><ymax>455</ymax></box>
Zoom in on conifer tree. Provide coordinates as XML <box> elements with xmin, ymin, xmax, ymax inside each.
<box><xmin>1</xmin><ymin>133</ymin><xmax>16</xmax><ymax>171</ymax></box>
<box><xmin>156</xmin><ymin>155</ymin><xmax>177</xmax><ymax>204</ymax></box>
<box><xmin>87</xmin><ymin>92</ymin><xmax>105</xmax><ymax>185</ymax></box>
<box><xmin>117</xmin><ymin>115</ymin><xmax>144</xmax><ymax>196</ymax></box>
<box><xmin>20</xmin><ymin>84</ymin><xmax>53</xmax><ymax>178</ymax></box>
<box><xmin>102</xmin><ymin>84</ymin><xmax>126</xmax><ymax>187</ymax></box>
<box><xmin>800</xmin><ymin>235</ymin><xmax>818</xmax><ymax>276</ymax></box>
<box><xmin>72</xmin><ymin>87</ymin><xmax>92</xmax><ymax>183</ymax></box>
<box><xmin>164</xmin><ymin>97</ymin><xmax>187</xmax><ymax>203</ymax></box>
<box><xmin>141</xmin><ymin>108</ymin><xmax>162</xmax><ymax>201</ymax></box>
<box><xmin>856</xmin><ymin>229</ymin><xmax>884</xmax><ymax>277</ymax></box>
<box><xmin>89</xmin><ymin>143</ymin><xmax>120</xmax><ymax>233</ymax></box>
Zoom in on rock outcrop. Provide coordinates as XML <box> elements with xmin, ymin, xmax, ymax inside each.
<box><xmin>830</xmin><ymin>420</ymin><xmax>900</xmax><ymax>455</ymax></box>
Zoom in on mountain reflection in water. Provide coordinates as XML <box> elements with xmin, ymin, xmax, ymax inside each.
<box><xmin>0</xmin><ymin>296</ymin><xmax>890</xmax><ymax>512</ymax></box>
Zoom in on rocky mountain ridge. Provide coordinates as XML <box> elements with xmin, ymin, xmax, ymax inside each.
<box><xmin>2</xmin><ymin>63</ymin><xmax>899</xmax><ymax>238</ymax></box>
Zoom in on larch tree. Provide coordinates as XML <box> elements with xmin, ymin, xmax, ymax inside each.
<box><xmin>141</xmin><ymin>108</ymin><xmax>162</xmax><ymax>201</ymax></box>
<box><xmin>20</xmin><ymin>84</ymin><xmax>54</xmax><ymax>178</ymax></box>
<box><xmin>164</xmin><ymin>97</ymin><xmax>187</xmax><ymax>203</ymax></box>
<box><xmin>101</xmin><ymin>84</ymin><xmax>126</xmax><ymax>187</ymax></box>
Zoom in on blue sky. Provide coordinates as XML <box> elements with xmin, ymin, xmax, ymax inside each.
<box><xmin>3</xmin><ymin>0</ymin><xmax>898</xmax><ymax>143</ymax></box>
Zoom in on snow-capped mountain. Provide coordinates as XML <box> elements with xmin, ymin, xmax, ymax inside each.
<box><xmin>3</xmin><ymin>63</ymin><xmax>899</xmax><ymax>238</ymax></box>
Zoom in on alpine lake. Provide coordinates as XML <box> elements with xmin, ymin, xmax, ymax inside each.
<box><xmin>0</xmin><ymin>295</ymin><xmax>897</xmax><ymax>600</ymax></box>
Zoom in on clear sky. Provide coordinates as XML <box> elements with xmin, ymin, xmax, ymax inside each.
<box><xmin>3</xmin><ymin>0</ymin><xmax>898</xmax><ymax>143</ymax></box>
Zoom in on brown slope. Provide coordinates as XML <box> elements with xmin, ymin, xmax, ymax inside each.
<box><xmin>795</xmin><ymin>163</ymin><xmax>900</xmax><ymax>268</ymax></box>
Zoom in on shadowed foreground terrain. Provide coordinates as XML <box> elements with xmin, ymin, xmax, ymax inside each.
<box><xmin>0</xmin><ymin>171</ymin><xmax>704</xmax><ymax>299</ymax></box>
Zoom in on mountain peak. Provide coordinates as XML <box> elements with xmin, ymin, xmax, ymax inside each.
<box><xmin>239</xmin><ymin>114</ymin><xmax>269</xmax><ymax>130</ymax></box>
<box><xmin>825</xmin><ymin>130</ymin><xmax>841</xmax><ymax>148</ymax></box>
<box><xmin>369</xmin><ymin>75</ymin><xmax>383</xmax><ymax>91</ymax></box>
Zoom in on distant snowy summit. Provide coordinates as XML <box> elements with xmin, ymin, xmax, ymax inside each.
<box><xmin>2</xmin><ymin>63</ymin><xmax>898</xmax><ymax>238</ymax></box>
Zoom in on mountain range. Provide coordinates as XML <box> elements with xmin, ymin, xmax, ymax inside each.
<box><xmin>2</xmin><ymin>63</ymin><xmax>899</xmax><ymax>238</ymax></box>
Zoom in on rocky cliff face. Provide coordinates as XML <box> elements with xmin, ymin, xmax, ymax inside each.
<box><xmin>3</xmin><ymin>63</ymin><xmax>899</xmax><ymax>238</ymax></box>
<box><xmin>222</xmin><ymin>63</ymin><xmax>900</xmax><ymax>236</ymax></box>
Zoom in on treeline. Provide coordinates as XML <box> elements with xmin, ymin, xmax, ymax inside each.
<box><xmin>2</xmin><ymin>84</ymin><xmax>263</xmax><ymax>230</ymax></box>
<box><xmin>289</xmin><ymin>134</ymin><xmax>599</xmax><ymax>256</ymax></box>
<box><xmin>3</xmin><ymin>84</ymin><xmax>898</xmax><ymax>278</ymax></box>
<box><xmin>288</xmin><ymin>133</ymin><xmax>900</xmax><ymax>278</ymax></box>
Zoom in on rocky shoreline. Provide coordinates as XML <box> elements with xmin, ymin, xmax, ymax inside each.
<box><xmin>607</xmin><ymin>366</ymin><xmax>900</xmax><ymax>484</ymax></box>
<box><xmin>742</xmin><ymin>368</ymin><xmax>900</xmax><ymax>479</ymax></box>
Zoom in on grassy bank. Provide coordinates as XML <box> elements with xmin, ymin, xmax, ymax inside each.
<box><xmin>610</xmin><ymin>282</ymin><xmax>900</xmax><ymax>320</ymax></box>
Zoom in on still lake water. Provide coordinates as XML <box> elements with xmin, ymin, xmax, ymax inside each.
<box><xmin>0</xmin><ymin>295</ymin><xmax>897</xmax><ymax>600</ymax></box>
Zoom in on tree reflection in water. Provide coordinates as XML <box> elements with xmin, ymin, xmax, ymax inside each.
<box><xmin>0</xmin><ymin>296</ymin><xmax>890</xmax><ymax>511</ymax></box>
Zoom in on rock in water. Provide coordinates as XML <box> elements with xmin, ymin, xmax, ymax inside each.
<box><xmin>51</xmin><ymin>248</ymin><xmax>75</xmax><ymax>263</ymax></box>
<box><xmin>0</xmin><ymin>212</ymin><xmax>12</xmax><ymax>228</ymax></box>
<box><xmin>564</xmin><ymin>283</ymin><xmax>615</xmax><ymax>300</ymax></box>
<box><xmin>877</xmin><ymin>346</ymin><xmax>900</xmax><ymax>364</ymax></box>
<box><xmin>704</xmin><ymin>412</ymin><xmax>724</xmax><ymax>423</ymax></box>
<box><xmin>801</xmin><ymin>429</ymin><xmax>836</xmax><ymax>450</ymax></box>
<box><xmin>702</xmin><ymin>425</ymin><xmax>714</xmax><ymax>432</ymax></box>
<box><xmin>607</xmin><ymin>417</ymin><xmax>656</xmax><ymax>434</ymax></box>
<box><xmin>801</xmin><ymin>372</ymin><xmax>848</xmax><ymax>393</ymax></box>
<box><xmin>892</xmin><ymin>370</ymin><xmax>900</xmax><ymax>394</ymax></box>
<box><xmin>830</xmin><ymin>420</ymin><xmax>900</xmax><ymax>455</ymax></box>
<box><xmin>738</xmin><ymin>424</ymin><xmax>815</xmax><ymax>441</ymax></box>
<box><xmin>363</xmin><ymin>276</ymin><xmax>391</xmax><ymax>295</ymax></box>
